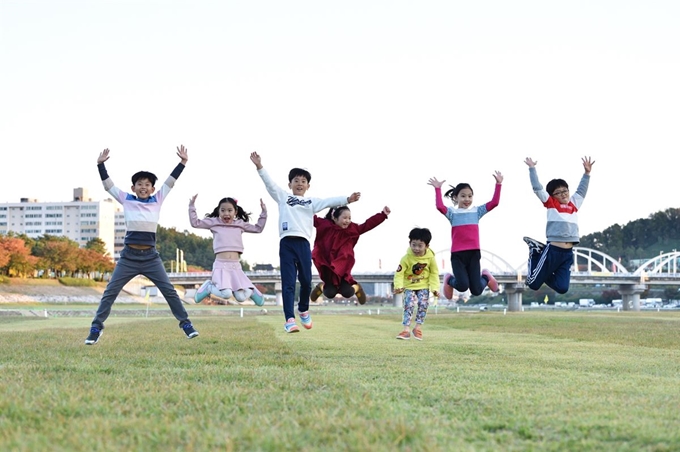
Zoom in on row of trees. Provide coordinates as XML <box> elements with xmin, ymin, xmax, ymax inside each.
<box><xmin>0</xmin><ymin>225</ymin><xmax>246</xmax><ymax>279</ymax></box>
<box><xmin>580</xmin><ymin>208</ymin><xmax>680</xmax><ymax>265</ymax></box>
<box><xmin>3</xmin><ymin>207</ymin><xmax>677</xmax><ymax>282</ymax></box>
<box><xmin>156</xmin><ymin>226</ymin><xmax>252</xmax><ymax>271</ymax></box>
<box><xmin>0</xmin><ymin>233</ymin><xmax>114</xmax><ymax>278</ymax></box>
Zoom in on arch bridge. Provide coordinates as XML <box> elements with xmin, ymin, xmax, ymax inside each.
<box><xmin>166</xmin><ymin>248</ymin><xmax>680</xmax><ymax>313</ymax></box>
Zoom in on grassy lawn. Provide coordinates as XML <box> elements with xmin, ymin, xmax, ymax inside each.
<box><xmin>1</xmin><ymin>310</ymin><xmax>679</xmax><ymax>451</ymax></box>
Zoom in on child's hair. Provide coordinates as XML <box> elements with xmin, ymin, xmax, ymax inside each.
<box><xmin>324</xmin><ymin>206</ymin><xmax>350</xmax><ymax>221</ymax></box>
<box><xmin>444</xmin><ymin>183</ymin><xmax>473</xmax><ymax>205</ymax></box>
<box><xmin>131</xmin><ymin>171</ymin><xmax>158</xmax><ymax>186</ymax></box>
<box><xmin>288</xmin><ymin>167</ymin><xmax>312</xmax><ymax>183</ymax></box>
<box><xmin>546</xmin><ymin>179</ymin><xmax>569</xmax><ymax>195</ymax></box>
<box><xmin>408</xmin><ymin>227</ymin><xmax>432</xmax><ymax>245</ymax></box>
<box><xmin>205</xmin><ymin>197</ymin><xmax>251</xmax><ymax>222</ymax></box>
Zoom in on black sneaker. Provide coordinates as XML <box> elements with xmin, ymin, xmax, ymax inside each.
<box><xmin>182</xmin><ymin>323</ymin><xmax>199</xmax><ymax>339</ymax></box>
<box><xmin>85</xmin><ymin>327</ymin><xmax>102</xmax><ymax>345</ymax></box>
<box><xmin>523</xmin><ymin>236</ymin><xmax>546</xmax><ymax>254</ymax></box>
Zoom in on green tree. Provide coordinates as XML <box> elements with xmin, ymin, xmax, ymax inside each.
<box><xmin>85</xmin><ymin>237</ymin><xmax>108</xmax><ymax>256</ymax></box>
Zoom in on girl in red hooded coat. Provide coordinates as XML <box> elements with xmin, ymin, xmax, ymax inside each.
<box><xmin>311</xmin><ymin>205</ymin><xmax>390</xmax><ymax>304</ymax></box>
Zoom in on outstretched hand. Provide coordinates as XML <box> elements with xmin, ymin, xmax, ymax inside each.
<box><xmin>493</xmin><ymin>171</ymin><xmax>503</xmax><ymax>184</ymax></box>
<box><xmin>260</xmin><ymin>198</ymin><xmax>267</xmax><ymax>212</ymax></box>
<box><xmin>250</xmin><ymin>152</ymin><xmax>263</xmax><ymax>169</ymax></box>
<box><xmin>383</xmin><ymin>206</ymin><xmax>391</xmax><ymax>216</ymax></box>
<box><xmin>524</xmin><ymin>157</ymin><xmax>537</xmax><ymax>168</ymax></box>
<box><xmin>189</xmin><ymin>194</ymin><xmax>198</xmax><ymax>205</ymax></box>
<box><xmin>582</xmin><ymin>156</ymin><xmax>595</xmax><ymax>174</ymax></box>
<box><xmin>348</xmin><ymin>192</ymin><xmax>361</xmax><ymax>203</ymax></box>
<box><xmin>97</xmin><ymin>149</ymin><xmax>110</xmax><ymax>164</ymax></box>
<box><xmin>177</xmin><ymin>145</ymin><xmax>189</xmax><ymax>164</ymax></box>
<box><xmin>427</xmin><ymin>177</ymin><xmax>445</xmax><ymax>188</ymax></box>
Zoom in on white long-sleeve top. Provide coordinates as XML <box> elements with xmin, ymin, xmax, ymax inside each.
<box><xmin>257</xmin><ymin>167</ymin><xmax>347</xmax><ymax>242</ymax></box>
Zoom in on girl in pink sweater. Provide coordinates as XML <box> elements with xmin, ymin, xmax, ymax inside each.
<box><xmin>189</xmin><ymin>195</ymin><xmax>267</xmax><ymax>305</ymax></box>
<box><xmin>428</xmin><ymin>172</ymin><xmax>503</xmax><ymax>300</ymax></box>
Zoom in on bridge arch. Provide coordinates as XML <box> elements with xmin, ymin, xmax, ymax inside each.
<box><xmin>632</xmin><ymin>251</ymin><xmax>680</xmax><ymax>276</ymax></box>
<box><xmin>573</xmin><ymin>247</ymin><xmax>628</xmax><ymax>273</ymax></box>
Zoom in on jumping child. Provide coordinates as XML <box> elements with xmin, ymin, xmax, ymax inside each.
<box><xmin>311</xmin><ymin>205</ymin><xmax>390</xmax><ymax>304</ymax></box>
<box><xmin>250</xmin><ymin>151</ymin><xmax>360</xmax><ymax>333</ymax></box>
<box><xmin>523</xmin><ymin>156</ymin><xmax>594</xmax><ymax>294</ymax></box>
<box><xmin>189</xmin><ymin>194</ymin><xmax>267</xmax><ymax>305</ymax></box>
<box><xmin>428</xmin><ymin>171</ymin><xmax>503</xmax><ymax>300</ymax></box>
<box><xmin>85</xmin><ymin>146</ymin><xmax>199</xmax><ymax>345</ymax></box>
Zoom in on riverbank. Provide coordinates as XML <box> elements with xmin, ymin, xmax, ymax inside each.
<box><xmin>0</xmin><ymin>278</ymin><xmax>148</xmax><ymax>304</ymax></box>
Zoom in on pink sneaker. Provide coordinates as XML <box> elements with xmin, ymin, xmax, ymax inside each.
<box><xmin>442</xmin><ymin>273</ymin><xmax>454</xmax><ymax>300</ymax></box>
<box><xmin>482</xmin><ymin>269</ymin><xmax>499</xmax><ymax>292</ymax></box>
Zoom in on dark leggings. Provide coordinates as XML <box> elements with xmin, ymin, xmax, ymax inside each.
<box><xmin>320</xmin><ymin>268</ymin><xmax>355</xmax><ymax>298</ymax></box>
<box><xmin>449</xmin><ymin>249</ymin><xmax>487</xmax><ymax>296</ymax></box>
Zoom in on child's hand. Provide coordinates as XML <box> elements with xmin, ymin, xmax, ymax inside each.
<box><xmin>347</xmin><ymin>192</ymin><xmax>361</xmax><ymax>203</ymax></box>
<box><xmin>260</xmin><ymin>198</ymin><xmax>267</xmax><ymax>212</ymax></box>
<box><xmin>582</xmin><ymin>156</ymin><xmax>595</xmax><ymax>175</ymax></box>
<box><xmin>189</xmin><ymin>194</ymin><xmax>198</xmax><ymax>205</ymax></box>
<box><xmin>250</xmin><ymin>152</ymin><xmax>263</xmax><ymax>169</ymax></box>
<box><xmin>524</xmin><ymin>157</ymin><xmax>537</xmax><ymax>167</ymax></box>
<box><xmin>383</xmin><ymin>206</ymin><xmax>391</xmax><ymax>216</ymax></box>
<box><xmin>432</xmin><ymin>290</ymin><xmax>440</xmax><ymax>298</ymax></box>
<box><xmin>427</xmin><ymin>177</ymin><xmax>445</xmax><ymax>188</ymax></box>
<box><xmin>393</xmin><ymin>287</ymin><xmax>405</xmax><ymax>294</ymax></box>
<box><xmin>97</xmin><ymin>148</ymin><xmax>110</xmax><ymax>164</ymax></box>
<box><xmin>493</xmin><ymin>171</ymin><xmax>503</xmax><ymax>184</ymax></box>
<box><xmin>176</xmin><ymin>145</ymin><xmax>189</xmax><ymax>164</ymax></box>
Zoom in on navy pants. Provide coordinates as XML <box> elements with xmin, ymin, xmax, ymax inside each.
<box><xmin>91</xmin><ymin>246</ymin><xmax>191</xmax><ymax>330</ymax></box>
<box><xmin>279</xmin><ymin>237</ymin><xmax>313</xmax><ymax>320</ymax></box>
<box><xmin>526</xmin><ymin>244</ymin><xmax>574</xmax><ymax>294</ymax></box>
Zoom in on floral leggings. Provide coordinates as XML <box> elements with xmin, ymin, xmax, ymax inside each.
<box><xmin>401</xmin><ymin>289</ymin><xmax>430</xmax><ymax>326</ymax></box>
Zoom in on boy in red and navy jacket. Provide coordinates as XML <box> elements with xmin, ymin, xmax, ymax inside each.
<box><xmin>523</xmin><ymin>156</ymin><xmax>595</xmax><ymax>294</ymax></box>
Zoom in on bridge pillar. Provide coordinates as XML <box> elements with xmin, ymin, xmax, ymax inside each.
<box><xmin>503</xmin><ymin>283</ymin><xmax>526</xmax><ymax>312</ymax></box>
<box><xmin>618</xmin><ymin>284</ymin><xmax>647</xmax><ymax>311</ymax></box>
<box><xmin>275</xmin><ymin>282</ymin><xmax>283</xmax><ymax>308</ymax></box>
<box><xmin>393</xmin><ymin>292</ymin><xmax>403</xmax><ymax>309</ymax></box>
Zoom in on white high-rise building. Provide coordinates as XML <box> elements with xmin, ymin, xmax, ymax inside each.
<box><xmin>0</xmin><ymin>187</ymin><xmax>117</xmax><ymax>259</ymax></box>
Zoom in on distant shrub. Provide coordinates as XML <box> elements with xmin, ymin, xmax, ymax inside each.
<box><xmin>58</xmin><ymin>277</ymin><xmax>97</xmax><ymax>287</ymax></box>
<box><xmin>0</xmin><ymin>275</ymin><xmax>9</xmax><ymax>284</ymax></box>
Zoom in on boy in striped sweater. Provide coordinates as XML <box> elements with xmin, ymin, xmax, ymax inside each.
<box><xmin>85</xmin><ymin>146</ymin><xmax>199</xmax><ymax>345</ymax></box>
<box><xmin>523</xmin><ymin>156</ymin><xmax>595</xmax><ymax>294</ymax></box>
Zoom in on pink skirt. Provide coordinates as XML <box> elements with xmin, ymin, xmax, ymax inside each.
<box><xmin>211</xmin><ymin>258</ymin><xmax>255</xmax><ymax>291</ymax></box>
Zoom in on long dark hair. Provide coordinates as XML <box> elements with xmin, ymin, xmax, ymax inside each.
<box><xmin>444</xmin><ymin>183</ymin><xmax>473</xmax><ymax>206</ymax></box>
<box><xmin>206</xmin><ymin>197</ymin><xmax>251</xmax><ymax>222</ymax></box>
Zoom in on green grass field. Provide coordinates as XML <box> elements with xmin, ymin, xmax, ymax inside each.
<box><xmin>1</xmin><ymin>309</ymin><xmax>679</xmax><ymax>451</ymax></box>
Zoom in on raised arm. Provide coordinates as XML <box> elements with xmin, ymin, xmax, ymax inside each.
<box><xmin>525</xmin><ymin>157</ymin><xmax>548</xmax><ymax>202</ymax></box>
<box><xmin>188</xmin><ymin>194</ymin><xmax>215</xmax><ymax>229</ymax></box>
<box><xmin>168</xmin><ymin>145</ymin><xmax>188</xmax><ymax>181</ymax></box>
<box><xmin>97</xmin><ymin>148</ymin><xmax>111</xmax><ymax>181</ymax></box>
<box><xmin>428</xmin><ymin>177</ymin><xmax>448</xmax><ymax>215</ymax></box>
<box><xmin>357</xmin><ymin>207</ymin><xmax>389</xmax><ymax>235</ymax></box>
<box><xmin>484</xmin><ymin>171</ymin><xmax>503</xmax><ymax>211</ymax></box>
<box><xmin>582</xmin><ymin>156</ymin><xmax>595</xmax><ymax>175</ymax></box>
<box><xmin>242</xmin><ymin>199</ymin><xmax>268</xmax><ymax>233</ymax></box>
<box><xmin>250</xmin><ymin>152</ymin><xmax>263</xmax><ymax>170</ymax></box>
<box><xmin>573</xmin><ymin>156</ymin><xmax>594</xmax><ymax>203</ymax></box>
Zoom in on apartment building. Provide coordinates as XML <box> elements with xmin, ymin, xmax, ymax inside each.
<box><xmin>0</xmin><ymin>187</ymin><xmax>118</xmax><ymax>259</ymax></box>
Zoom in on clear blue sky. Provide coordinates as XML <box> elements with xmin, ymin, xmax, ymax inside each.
<box><xmin>1</xmin><ymin>1</ymin><xmax>679</xmax><ymax>272</ymax></box>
